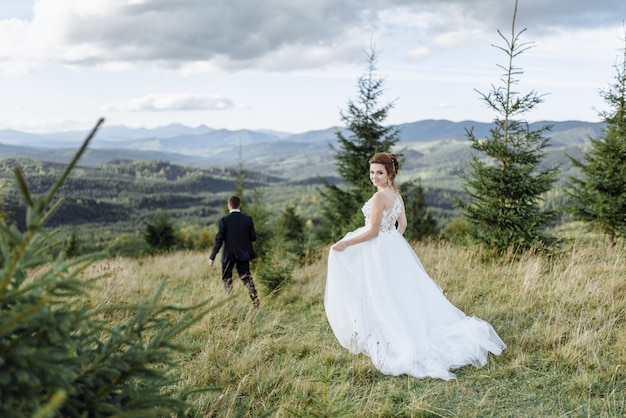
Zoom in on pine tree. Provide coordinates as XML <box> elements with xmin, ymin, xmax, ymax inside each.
<box><xmin>0</xmin><ymin>119</ymin><xmax>211</xmax><ymax>417</ymax></box>
<box><xmin>318</xmin><ymin>46</ymin><xmax>400</xmax><ymax>241</ymax></box>
<box><xmin>403</xmin><ymin>180</ymin><xmax>439</xmax><ymax>241</ymax></box>
<box><xmin>64</xmin><ymin>229</ymin><xmax>80</xmax><ymax>258</ymax></box>
<box><xmin>277</xmin><ymin>206</ymin><xmax>305</xmax><ymax>244</ymax></box>
<box><xmin>234</xmin><ymin>141</ymin><xmax>248</xmax><ymax>213</ymax></box>
<box><xmin>457</xmin><ymin>0</ymin><xmax>559</xmax><ymax>255</ymax></box>
<box><xmin>253</xmin><ymin>203</ymin><xmax>296</xmax><ymax>294</ymax></box>
<box><xmin>143</xmin><ymin>211</ymin><xmax>177</xmax><ymax>253</ymax></box>
<box><xmin>232</xmin><ymin>143</ymin><xmax>271</xmax><ymax>259</ymax></box>
<box><xmin>566</xmin><ymin>34</ymin><xmax>626</xmax><ymax>246</ymax></box>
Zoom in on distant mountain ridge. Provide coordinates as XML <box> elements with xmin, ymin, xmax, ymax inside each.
<box><xmin>0</xmin><ymin>119</ymin><xmax>604</xmax><ymax>145</ymax></box>
<box><xmin>0</xmin><ymin>119</ymin><xmax>605</xmax><ymax>182</ymax></box>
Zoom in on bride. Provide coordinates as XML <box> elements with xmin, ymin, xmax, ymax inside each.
<box><xmin>324</xmin><ymin>152</ymin><xmax>505</xmax><ymax>380</ymax></box>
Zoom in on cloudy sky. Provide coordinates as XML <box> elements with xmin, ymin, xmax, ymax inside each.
<box><xmin>0</xmin><ymin>0</ymin><xmax>624</xmax><ymax>134</ymax></box>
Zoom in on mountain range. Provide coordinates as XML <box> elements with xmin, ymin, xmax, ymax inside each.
<box><xmin>0</xmin><ymin>119</ymin><xmax>605</xmax><ymax>187</ymax></box>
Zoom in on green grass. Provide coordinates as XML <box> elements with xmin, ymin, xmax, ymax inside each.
<box><xmin>80</xmin><ymin>239</ymin><xmax>626</xmax><ymax>417</ymax></box>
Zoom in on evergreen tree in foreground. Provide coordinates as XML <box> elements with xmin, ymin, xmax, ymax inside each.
<box><xmin>457</xmin><ymin>0</ymin><xmax>559</xmax><ymax>255</ymax></box>
<box><xmin>318</xmin><ymin>46</ymin><xmax>400</xmax><ymax>241</ymax></box>
<box><xmin>0</xmin><ymin>119</ymin><xmax>212</xmax><ymax>417</ymax></box>
<box><xmin>566</xmin><ymin>35</ymin><xmax>626</xmax><ymax>247</ymax></box>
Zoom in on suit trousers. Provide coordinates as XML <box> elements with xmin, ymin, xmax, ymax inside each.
<box><xmin>221</xmin><ymin>258</ymin><xmax>258</xmax><ymax>300</ymax></box>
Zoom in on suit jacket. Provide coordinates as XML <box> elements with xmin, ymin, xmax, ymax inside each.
<box><xmin>209</xmin><ymin>211</ymin><xmax>257</xmax><ymax>263</ymax></box>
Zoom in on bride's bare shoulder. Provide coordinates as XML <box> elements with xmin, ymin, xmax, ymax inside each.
<box><xmin>373</xmin><ymin>189</ymin><xmax>396</xmax><ymax>209</ymax></box>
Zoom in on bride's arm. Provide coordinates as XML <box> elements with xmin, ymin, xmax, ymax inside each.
<box><xmin>332</xmin><ymin>193</ymin><xmax>383</xmax><ymax>251</ymax></box>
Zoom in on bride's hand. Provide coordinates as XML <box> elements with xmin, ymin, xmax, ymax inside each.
<box><xmin>332</xmin><ymin>241</ymin><xmax>348</xmax><ymax>252</ymax></box>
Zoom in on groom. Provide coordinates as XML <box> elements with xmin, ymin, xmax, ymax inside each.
<box><xmin>209</xmin><ymin>195</ymin><xmax>260</xmax><ymax>308</ymax></box>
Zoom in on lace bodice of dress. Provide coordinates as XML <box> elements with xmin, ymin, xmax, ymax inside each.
<box><xmin>362</xmin><ymin>194</ymin><xmax>401</xmax><ymax>232</ymax></box>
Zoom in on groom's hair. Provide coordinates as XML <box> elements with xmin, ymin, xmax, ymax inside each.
<box><xmin>228</xmin><ymin>195</ymin><xmax>242</xmax><ymax>209</ymax></box>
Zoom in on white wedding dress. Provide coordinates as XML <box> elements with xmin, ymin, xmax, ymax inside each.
<box><xmin>324</xmin><ymin>194</ymin><xmax>505</xmax><ymax>380</ymax></box>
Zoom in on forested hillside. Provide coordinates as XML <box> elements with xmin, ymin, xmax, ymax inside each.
<box><xmin>0</xmin><ymin>159</ymin><xmax>277</xmax><ymax>231</ymax></box>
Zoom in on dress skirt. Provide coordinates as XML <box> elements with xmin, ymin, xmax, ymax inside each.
<box><xmin>324</xmin><ymin>227</ymin><xmax>505</xmax><ymax>380</ymax></box>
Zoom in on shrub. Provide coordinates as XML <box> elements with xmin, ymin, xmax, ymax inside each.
<box><xmin>143</xmin><ymin>211</ymin><xmax>178</xmax><ymax>253</ymax></box>
<box><xmin>255</xmin><ymin>239</ymin><xmax>296</xmax><ymax>293</ymax></box>
<box><xmin>441</xmin><ymin>218</ymin><xmax>471</xmax><ymax>245</ymax></box>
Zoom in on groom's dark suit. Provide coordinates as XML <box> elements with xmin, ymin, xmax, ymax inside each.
<box><xmin>209</xmin><ymin>209</ymin><xmax>259</xmax><ymax>306</ymax></box>
<box><xmin>210</xmin><ymin>210</ymin><xmax>257</xmax><ymax>264</ymax></box>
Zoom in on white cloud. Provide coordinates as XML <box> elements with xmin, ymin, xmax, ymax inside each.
<box><xmin>103</xmin><ymin>93</ymin><xmax>234</xmax><ymax>112</ymax></box>
<box><xmin>0</xmin><ymin>0</ymin><xmax>624</xmax><ymax>133</ymax></box>
<box><xmin>0</xmin><ymin>115</ymin><xmax>97</xmax><ymax>133</ymax></box>
<box><xmin>13</xmin><ymin>0</ymin><xmax>375</xmax><ymax>71</ymax></box>
<box><xmin>407</xmin><ymin>47</ymin><xmax>430</xmax><ymax>60</ymax></box>
<box><xmin>1</xmin><ymin>0</ymin><xmax>621</xmax><ymax>75</ymax></box>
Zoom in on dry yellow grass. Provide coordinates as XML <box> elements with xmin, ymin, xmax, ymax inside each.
<box><xmin>80</xmin><ymin>240</ymin><xmax>626</xmax><ymax>417</ymax></box>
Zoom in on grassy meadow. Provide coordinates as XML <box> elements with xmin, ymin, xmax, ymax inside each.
<box><xmin>79</xmin><ymin>238</ymin><xmax>626</xmax><ymax>417</ymax></box>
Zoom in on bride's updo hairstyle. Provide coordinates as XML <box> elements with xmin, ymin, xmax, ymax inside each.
<box><xmin>369</xmin><ymin>152</ymin><xmax>400</xmax><ymax>191</ymax></box>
